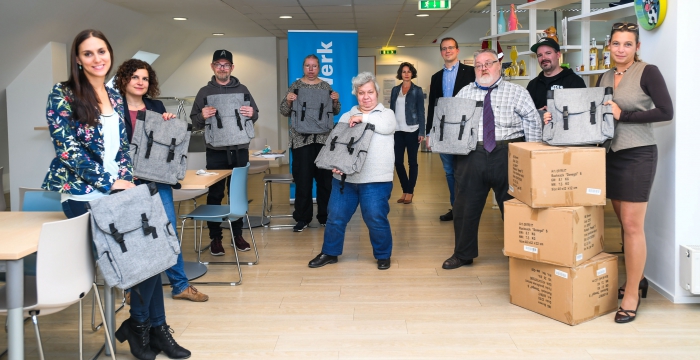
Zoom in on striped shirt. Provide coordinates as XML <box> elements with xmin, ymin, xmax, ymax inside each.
<box><xmin>455</xmin><ymin>77</ymin><xmax>542</xmax><ymax>142</ymax></box>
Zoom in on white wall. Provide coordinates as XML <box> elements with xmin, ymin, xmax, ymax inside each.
<box><xmin>6</xmin><ymin>42</ymin><xmax>67</xmax><ymax>210</ymax></box>
<box><xmin>0</xmin><ymin>0</ymin><xmax>205</xmax><ymax>201</ymax></box>
<box><xmin>642</xmin><ymin>0</ymin><xmax>700</xmax><ymax>303</ymax></box>
<box><xmin>159</xmin><ymin>37</ymin><xmax>281</xmax><ymax>164</ymax></box>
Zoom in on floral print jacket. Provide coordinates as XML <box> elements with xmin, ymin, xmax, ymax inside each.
<box><xmin>41</xmin><ymin>83</ymin><xmax>133</xmax><ymax>195</ymax></box>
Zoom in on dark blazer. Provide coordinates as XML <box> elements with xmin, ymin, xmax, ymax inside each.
<box><xmin>426</xmin><ymin>63</ymin><xmax>476</xmax><ymax>135</ymax></box>
<box><xmin>389</xmin><ymin>82</ymin><xmax>426</xmax><ymax>137</ymax></box>
<box><xmin>124</xmin><ymin>97</ymin><xmax>167</xmax><ymax>142</ymax></box>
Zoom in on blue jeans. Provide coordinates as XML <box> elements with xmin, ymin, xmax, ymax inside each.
<box><xmin>62</xmin><ymin>198</ymin><xmax>166</xmax><ymax>326</ymax></box>
<box><xmin>439</xmin><ymin>153</ymin><xmax>455</xmax><ymax>206</ymax></box>
<box><xmin>155</xmin><ymin>183</ymin><xmax>189</xmax><ymax>296</ymax></box>
<box><xmin>322</xmin><ymin>178</ymin><xmax>393</xmax><ymax>260</ymax></box>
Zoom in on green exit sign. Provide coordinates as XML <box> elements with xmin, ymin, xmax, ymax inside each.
<box><xmin>380</xmin><ymin>50</ymin><xmax>396</xmax><ymax>55</ymax></box>
<box><xmin>419</xmin><ymin>0</ymin><xmax>451</xmax><ymax>10</ymax></box>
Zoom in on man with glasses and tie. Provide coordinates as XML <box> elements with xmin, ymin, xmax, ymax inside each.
<box><xmin>190</xmin><ymin>49</ymin><xmax>259</xmax><ymax>256</ymax></box>
<box><xmin>441</xmin><ymin>48</ymin><xmax>541</xmax><ymax>269</ymax></box>
<box><xmin>427</xmin><ymin>37</ymin><xmax>476</xmax><ymax>222</ymax></box>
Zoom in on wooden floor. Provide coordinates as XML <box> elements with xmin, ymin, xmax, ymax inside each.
<box><xmin>2</xmin><ymin>152</ymin><xmax>700</xmax><ymax>359</ymax></box>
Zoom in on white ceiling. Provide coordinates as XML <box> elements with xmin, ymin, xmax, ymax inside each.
<box><xmin>105</xmin><ymin>0</ymin><xmax>486</xmax><ymax>48</ymax></box>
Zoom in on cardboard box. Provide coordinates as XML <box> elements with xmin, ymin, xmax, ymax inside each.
<box><xmin>504</xmin><ymin>199</ymin><xmax>604</xmax><ymax>267</ymax></box>
<box><xmin>509</xmin><ymin>253</ymin><xmax>618</xmax><ymax>326</ymax></box>
<box><xmin>508</xmin><ymin>142</ymin><xmax>606</xmax><ymax>208</ymax></box>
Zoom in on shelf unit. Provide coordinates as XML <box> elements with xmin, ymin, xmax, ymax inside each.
<box><xmin>518</xmin><ymin>45</ymin><xmax>602</xmax><ymax>57</ymax></box>
<box><xmin>479</xmin><ymin>30</ymin><xmax>539</xmax><ymax>43</ymax></box>
<box><xmin>569</xmin><ymin>3</ymin><xmax>635</xmax><ymax>22</ymax></box>
<box><xmin>517</xmin><ymin>0</ymin><xmax>579</xmax><ymax>11</ymax></box>
<box><xmin>574</xmin><ymin>69</ymin><xmax>608</xmax><ymax>76</ymax></box>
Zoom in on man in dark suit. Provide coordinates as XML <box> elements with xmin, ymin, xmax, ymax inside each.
<box><xmin>426</xmin><ymin>37</ymin><xmax>476</xmax><ymax>221</ymax></box>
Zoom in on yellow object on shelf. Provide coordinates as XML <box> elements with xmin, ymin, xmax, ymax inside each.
<box><xmin>519</xmin><ymin>60</ymin><xmax>527</xmax><ymax>76</ymax></box>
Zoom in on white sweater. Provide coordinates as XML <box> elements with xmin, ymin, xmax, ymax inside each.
<box><xmin>334</xmin><ymin>103</ymin><xmax>396</xmax><ymax>184</ymax></box>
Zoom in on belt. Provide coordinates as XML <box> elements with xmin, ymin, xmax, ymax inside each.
<box><xmin>476</xmin><ymin>137</ymin><xmax>525</xmax><ymax>147</ymax></box>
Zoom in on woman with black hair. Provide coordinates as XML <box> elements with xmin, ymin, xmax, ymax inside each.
<box><xmin>42</xmin><ymin>29</ymin><xmax>190</xmax><ymax>360</ymax></box>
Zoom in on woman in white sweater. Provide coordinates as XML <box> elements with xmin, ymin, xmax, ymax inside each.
<box><xmin>308</xmin><ymin>72</ymin><xmax>397</xmax><ymax>270</ymax></box>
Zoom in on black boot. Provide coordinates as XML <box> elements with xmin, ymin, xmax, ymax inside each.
<box><xmin>115</xmin><ymin>318</ymin><xmax>157</xmax><ymax>360</ymax></box>
<box><xmin>149</xmin><ymin>323</ymin><xmax>192</xmax><ymax>359</ymax></box>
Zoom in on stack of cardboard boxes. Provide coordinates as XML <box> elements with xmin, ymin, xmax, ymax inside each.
<box><xmin>504</xmin><ymin>142</ymin><xmax>618</xmax><ymax>325</ymax></box>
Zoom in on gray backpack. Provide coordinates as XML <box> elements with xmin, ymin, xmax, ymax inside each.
<box><xmin>315</xmin><ymin>121</ymin><xmax>375</xmax><ymax>192</ymax></box>
<box><xmin>87</xmin><ymin>183</ymin><xmax>179</xmax><ymax>290</ymax></box>
<box><xmin>429</xmin><ymin>97</ymin><xmax>482</xmax><ymax>155</ymax></box>
<box><xmin>543</xmin><ymin>87</ymin><xmax>614</xmax><ymax>146</ymax></box>
<box><xmin>130</xmin><ymin>110</ymin><xmax>192</xmax><ymax>185</ymax></box>
<box><xmin>291</xmin><ymin>88</ymin><xmax>334</xmax><ymax>134</ymax></box>
<box><xmin>204</xmin><ymin>93</ymin><xmax>255</xmax><ymax>147</ymax></box>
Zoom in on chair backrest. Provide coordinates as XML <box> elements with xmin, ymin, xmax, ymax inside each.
<box><xmin>186</xmin><ymin>152</ymin><xmax>207</xmax><ymax>170</ymax></box>
<box><xmin>249</xmin><ymin>137</ymin><xmax>267</xmax><ymax>150</ymax></box>
<box><xmin>0</xmin><ymin>167</ymin><xmax>6</xmax><ymax>211</ymax></box>
<box><xmin>20</xmin><ymin>188</ymin><xmax>62</xmax><ymax>212</ymax></box>
<box><xmin>228</xmin><ymin>163</ymin><xmax>250</xmax><ymax>217</ymax></box>
<box><xmin>35</xmin><ymin>213</ymin><xmax>93</xmax><ymax>308</ymax></box>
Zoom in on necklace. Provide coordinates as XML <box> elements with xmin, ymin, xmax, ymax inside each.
<box><xmin>613</xmin><ymin>65</ymin><xmax>631</xmax><ymax>75</ymax></box>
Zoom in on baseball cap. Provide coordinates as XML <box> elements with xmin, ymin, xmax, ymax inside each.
<box><xmin>212</xmin><ymin>49</ymin><xmax>233</xmax><ymax>64</ymax></box>
<box><xmin>530</xmin><ymin>37</ymin><xmax>560</xmax><ymax>53</ymax></box>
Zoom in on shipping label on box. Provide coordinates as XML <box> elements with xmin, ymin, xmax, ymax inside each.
<box><xmin>508</xmin><ymin>142</ymin><xmax>606</xmax><ymax>208</ymax></box>
<box><xmin>509</xmin><ymin>253</ymin><xmax>618</xmax><ymax>326</ymax></box>
<box><xmin>504</xmin><ymin>199</ymin><xmax>604</xmax><ymax>267</ymax></box>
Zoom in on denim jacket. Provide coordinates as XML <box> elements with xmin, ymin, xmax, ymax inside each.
<box><xmin>41</xmin><ymin>83</ymin><xmax>133</xmax><ymax>195</ymax></box>
<box><xmin>390</xmin><ymin>82</ymin><xmax>426</xmax><ymax>137</ymax></box>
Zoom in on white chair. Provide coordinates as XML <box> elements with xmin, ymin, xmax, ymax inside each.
<box><xmin>0</xmin><ymin>167</ymin><xmax>6</xmax><ymax>211</ymax></box>
<box><xmin>0</xmin><ymin>213</ymin><xmax>116</xmax><ymax>360</ymax></box>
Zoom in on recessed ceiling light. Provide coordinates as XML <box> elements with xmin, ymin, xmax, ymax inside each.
<box><xmin>213</xmin><ymin>33</ymin><xmax>224</xmax><ymax>36</ymax></box>
<box><xmin>416</xmin><ymin>14</ymin><xmax>429</xmax><ymax>17</ymax></box>
<box><xmin>280</xmin><ymin>15</ymin><xmax>293</xmax><ymax>19</ymax></box>
<box><xmin>405</xmin><ymin>33</ymin><xmax>415</xmax><ymax>36</ymax></box>
<box><xmin>173</xmin><ymin>17</ymin><xmax>187</xmax><ymax>21</ymax></box>
<box><xmin>397</xmin><ymin>45</ymin><xmax>405</xmax><ymax>48</ymax></box>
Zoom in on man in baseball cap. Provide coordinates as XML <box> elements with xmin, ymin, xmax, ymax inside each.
<box><xmin>190</xmin><ymin>49</ymin><xmax>259</xmax><ymax>256</ymax></box>
<box><xmin>526</xmin><ymin>37</ymin><xmax>586</xmax><ymax>110</ymax></box>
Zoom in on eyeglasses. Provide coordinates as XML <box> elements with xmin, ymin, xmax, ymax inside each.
<box><xmin>474</xmin><ymin>60</ymin><xmax>499</xmax><ymax>69</ymax></box>
<box><xmin>441</xmin><ymin>46</ymin><xmax>457</xmax><ymax>52</ymax></box>
<box><xmin>213</xmin><ymin>63</ymin><xmax>232</xmax><ymax>70</ymax></box>
<box><xmin>612</xmin><ymin>23</ymin><xmax>639</xmax><ymax>32</ymax></box>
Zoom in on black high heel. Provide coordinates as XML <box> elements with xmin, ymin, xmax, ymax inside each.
<box><xmin>615</xmin><ymin>297</ymin><xmax>641</xmax><ymax>323</ymax></box>
<box><xmin>617</xmin><ymin>277</ymin><xmax>648</xmax><ymax>299</ymax></box>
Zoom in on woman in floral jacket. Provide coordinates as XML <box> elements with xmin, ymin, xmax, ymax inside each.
<box><xmin>41</xmin><ymin>29</ymin><xmax>190</xmax><ymax>360</ymax></box>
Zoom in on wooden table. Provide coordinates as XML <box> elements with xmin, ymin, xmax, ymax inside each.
<box><xmin>179</xmin><ymin>169</ymin><xmax>232</xmax><ymax>190</ymax></box>
<box><xmin>0</xmin><ymin>212</ymin><xmax>66</xmax><ymax>360</ymax></box>
<box><xmin>249</xmin><ymin>149</ymin><xmax>286</xmax><ymax>161</ymax></box>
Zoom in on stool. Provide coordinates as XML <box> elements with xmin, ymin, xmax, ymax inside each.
<box><xmin>262</xmin><ymin>173</ymin><xmax>294</xmax><ymax>228</ymax></box>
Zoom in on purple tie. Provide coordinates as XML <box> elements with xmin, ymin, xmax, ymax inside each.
<box><xmin>483</xmin><ymin>87</ymin><xmax>496</xmax><ymax>152</ymax></box>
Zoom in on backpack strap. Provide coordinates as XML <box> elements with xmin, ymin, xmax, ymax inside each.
<box><xmin>330</xmin><ymin>136</ymin><xmax>338</xmax><ymax>151</ymax></box>
<box><xmin>347</xmin><ymin>137</ymin><xmax>355</xmax><ymax>155</ymax></box>
<box><xmin>563</xmin><ymin>106</ymin><xmax>569</xmax><ymax>131</ymax></box>
<box><xmin>301</xmin><ymin>102</ymin><xmax>307</xmax><ymax>122</ymax></box>
<box><xmin>458</xmin><ymin>115</ymin><xmax>466</xmax><ymax>141</ymax></box>
<box><xmin>109</xmin><ymin>223</ymin><xmax>127</xmax><ymax>253</ymax></box>
<box><xmin>318</xmin><ymin>103</ymin><xmax>325</xmax><ymax>121</ymax></box>
<box><xmin>590</xmin><ymin>101</ymin><xmax>596</xmax><ymax>125</ymax></box>
<box><xmin>167</xmin><ymin>138</ymin><xmax>176</xmax><ymax>162</ymax></box>
<box><xmin>439</xmin><ymin>115</ymin><xmax>445</xmax><ymax>141</ymax></box>
<box><xmin>340</xmin><ymin>174</ymin><xmax>347</xmax><ymax>194</ymax></box>
<box><xmin>145</xmin><ymin>131</ymin><xmax>154</xmax><ymax>158</ymax></box>
<box><xmin>234</xmin><ymin>109</ymin><xmax>243</xmax><ymax>130</ymax></box>
<box><xmin>141</xmin><ymin>213</ymin><xmax>158</xmax><ymax>239</ymax></box>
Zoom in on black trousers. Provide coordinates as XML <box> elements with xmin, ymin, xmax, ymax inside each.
<box><xmin>292</xmin><ymin>143</ymin><xmax>332</xmax><ymax>224</ymax></box>
<box><xmin>452</xmin><ymin>143</ymin><xmax>513</xmax><ymax>260</ymax></box>
<box><xmin>206</xmin><ymin>147</ymin><xmax>249</xmax><ymax>239</ymax></box>
<box><xmin>394</xmin><ymin>130</ymin><xmax>420</xmax><ymax>194</ymax></box>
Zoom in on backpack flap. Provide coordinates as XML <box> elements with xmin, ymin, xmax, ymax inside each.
<box><xmin>88</xmin><ymin>184</ymin><xmax>158</xmax><ymax>253</ymax></box>
<box><xmin>551</xmin><ymin>87</ymin><xmax>607</xmax><ymax>119</ymax></box>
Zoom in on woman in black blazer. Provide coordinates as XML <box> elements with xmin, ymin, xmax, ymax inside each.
<box><xmin>389</xmin><ymin>62</ymin><xmax>425</xmax><ymax>204</ymax></box>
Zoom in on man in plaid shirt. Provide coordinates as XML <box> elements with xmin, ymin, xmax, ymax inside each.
<box><xmin>442</xmin><ymin>48</ymin><xmax>542</xmax><ymax>270</ymax></box>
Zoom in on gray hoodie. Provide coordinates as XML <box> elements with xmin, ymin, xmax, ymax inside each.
<box><xmin>190</xmin><ymin>75</ymin><xmax>259</xmax><ymax>150</ymax></box>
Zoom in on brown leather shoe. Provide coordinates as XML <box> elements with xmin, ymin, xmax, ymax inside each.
<box><xmin>442</xmin><ymin>255</ymin><xmax>473</xmax><ymax>269</ymax></box>
<box><xmin>172</xmin><ymin>285</ymin><xmax>209</xmax><ymax>302</ymax></box>
<box><xmin>397</xmin><ymin>194</ymin><xmax>406</xmax><ymax>203</ymax></box>
<box><xmin>403</xmin><ymin>194</ymin><xmax>413</xmax><ymax>204</ymax></box>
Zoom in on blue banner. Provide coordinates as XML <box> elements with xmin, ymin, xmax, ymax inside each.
<box><xmin>287</xmin><ymin>30</ymin><xmax>358</xmax><ymax>200</ymax></box>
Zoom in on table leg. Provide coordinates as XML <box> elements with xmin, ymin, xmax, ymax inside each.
<box><xmin>104</xmin><ymin>285</ymin><xmax>116</xmax><ymax>356</ymax></box>
<box><xmin>6</xmin><ymin>258</ymin><xmax>24</xmax><ymax>360</ymax></box>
